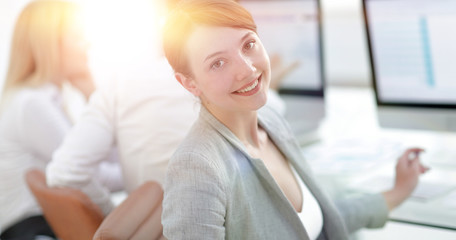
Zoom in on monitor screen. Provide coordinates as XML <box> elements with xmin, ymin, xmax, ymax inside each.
<box><xmin>240</xmin><ymin>0</ymin><xmax>325</xmax><ymax>142</ymax></box>
<box><xmin>364</xmin><ymin>0</ymin><xmax>456</xmax><ymax>109</ymax></box>
<box><xmin>241</xmin><ymin>0</ymin><xmax>324</xmax><ymax>97</ymax></box>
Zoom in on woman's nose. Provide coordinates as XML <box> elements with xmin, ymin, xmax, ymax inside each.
<box><xmin>235</xmin><ymin>54</ymin><xmax>256</xmax><ymax>81</ymax></box>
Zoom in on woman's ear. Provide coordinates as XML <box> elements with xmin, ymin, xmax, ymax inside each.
<box><xmin>175</xmin><ymin>72</ymin><xmax>201</xmax><ymax>96</ymax></box>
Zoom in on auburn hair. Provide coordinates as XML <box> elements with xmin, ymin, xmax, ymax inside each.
<box><xmin>162</xmin><ymin>0</ymin><xmax>256</xmax><ymax>77</ymax></box>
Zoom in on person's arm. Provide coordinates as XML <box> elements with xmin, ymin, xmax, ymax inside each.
<box><xmin>334</xmin><ymin>148</ymin><xmax>428</xmax><ymax>233</ymax></box>
<box><xmin>334</xmin><ymin>192</ymin><xmax>389</xmax><ymax>233</ymax></box>
<box><xmin>265</xmin><ymin>53</ymin><xmax>301</xmax><ymax>116</ymax></box>
<box><xmin>382</xmin><ymin>148</ymin><xmax>429</xmax><ymax>210</ymax></box>
<box><xmin>46</xmin><ymin>89</ymin><xmax>120</xmax><ymax>215</ymax></box>
<box><xmin>162</xmin><ymin>152</ymin><xmax>227</xmax><ymax>240</ymax></box>
<box><xmin>20</xmin><ymin>93</ymin><xmax>71</xmax><ymax>163</ymax></box>
<box><xmin>269</xmin><ymin>53</ymin><xmax>300</xmax><ymax>90</ymax></box>
<box><xmin>95</xmin><ymin>150</ymin><xmax>124</xmax><ymax>192</ymax></box>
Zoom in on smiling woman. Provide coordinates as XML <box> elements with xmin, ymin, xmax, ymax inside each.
<box><xmin>176</xmin><ymin>26</ymin><xmax>270</xmax><ymax>117</ymax></box>
<box><xmin>160</xmin><ymin>1</ymin><xmax>428</xmax><ymax>240</ymax></box>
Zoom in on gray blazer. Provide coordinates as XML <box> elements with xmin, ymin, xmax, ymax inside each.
<box><xmin>162</xmin><ymin>106</ymin><xmax>389</xmax><ymax>240</ymax></box>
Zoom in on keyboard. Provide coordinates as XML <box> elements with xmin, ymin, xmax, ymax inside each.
<box><xmin>302</xmin><ymin>137</ymin><xmax>405</xmax><ymax>175</ymax></box>
<box><xmin>350</xmin><ymin>176</ymin><xmax>456</xmax><ymax>202</ymax></box>
<box><xmin>302</xmin><ymin>137</ymin><xmax>456</xmax><ymax>201</ymax></box>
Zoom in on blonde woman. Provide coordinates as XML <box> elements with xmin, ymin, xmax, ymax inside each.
<box><xmin>0</xmin><ymin>1</ymin><xmax>95</xmax><ymax>239</ymax></box>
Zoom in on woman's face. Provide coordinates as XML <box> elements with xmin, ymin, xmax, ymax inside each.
<box><xmin>180</xmin><ymin>26</ymin><xmax>271</xmax><ymax>114</ymax></box>
<box><xmin>60</xmin><ymin>21</ymin><xmax>90</xmax><ymax>79</ymax></box>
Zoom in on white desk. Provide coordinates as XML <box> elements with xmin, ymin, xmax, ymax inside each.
<box><xmin>301</xmin><ymin>86</ymin><xmax>456</xmax><ymax>238</ymax></box>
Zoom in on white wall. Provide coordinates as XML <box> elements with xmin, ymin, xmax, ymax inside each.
<box><xmin>322</xmin><ymin>0</ymin><xmax>371</xmax><ymax>86</ymax></box>
<box><xmin>0</xmin><ymin>0</ymin><xmax>371</xmax><ymax>98</ymax></box>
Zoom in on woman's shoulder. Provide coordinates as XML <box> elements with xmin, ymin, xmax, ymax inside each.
<box><xmin>173</xmin><ymin>118</ymin><xmax>228</xmax><ymax>161</ymax></box>
<box><xmin>166</xmin><ymin>118</ymin><xmax>232</xmax><ymax>186</ymax></box>
<box><xmin>12</xmin><ymin>84</ymin><xmax>59</xmax><ymax>105</ymax></box>
<box><xmin>1</xmin><ymin>84</ymin><xmax>63</xmax><ymax>123</ymax></box>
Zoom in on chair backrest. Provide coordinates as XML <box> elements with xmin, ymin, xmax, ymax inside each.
<box><xmin>25</xmin><ymin>169</ymin><xmax>104</xmax><ymax>240</ymax></box>
<box><xmin>93</xmin><ymin>181</ymin><xmax>164</xmax><ymax>240</ymax></box>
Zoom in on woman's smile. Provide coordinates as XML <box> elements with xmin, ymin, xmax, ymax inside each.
<box><xmin>180</xmin><ymin>26</ymin><xmax>270</xmax><ymax>113</ymax></box>
<box><xmin>233</xmin><ymin>74</ymin><xmax>262</xmax><ymax>96</ymax></box>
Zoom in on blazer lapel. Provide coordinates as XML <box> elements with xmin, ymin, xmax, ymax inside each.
<box><xmin>200</xmin><ymin>107</ymin><xmax>310</xmax><ymax>238</ymax></box>
<box><xmin>201</xmin><ymin>105</ymin><xmax>348</xmax><ymax>239</ymax></box>
<box><xmin>260</xmin><ymin>112</ymin><xmax>349</xmax><ymax>240</ymax></box>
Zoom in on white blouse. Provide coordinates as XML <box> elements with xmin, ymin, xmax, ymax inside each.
<box><xmin>0</xmin><ymin>84</ymin><xmax>70</xmax><ymax>231</ymax></box>
<box><xmin>290</xmin><ymin>163</ymin><xmax>324</xmax><ymax>240</ymax></box>
<box><xmin>0</xmin><ymin>84</ymin><xmax>121</xmax><ymax>232</ymax></box>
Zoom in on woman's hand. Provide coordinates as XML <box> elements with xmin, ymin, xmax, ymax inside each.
<box><xmin>67</xmin><ymin>69</ymin><xmax>95</xmax><ymax>101</ymax></box>
<box><xmin>269</xmin><ymin>53</ymin><xmax>300</xmax><ymax>90</ymax></box>
<box><xmin>382</xmin><ymin>148</ymin><xmax>429</xmax><ymax>211</ymax></box>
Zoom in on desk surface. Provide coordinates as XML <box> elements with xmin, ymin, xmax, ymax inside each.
<box><xmin>302</xmin><ymin>86</ymin><xmax>456</xmax><ymax>231</ymax></box>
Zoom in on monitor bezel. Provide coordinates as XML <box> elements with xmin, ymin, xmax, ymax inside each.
<box><xmin>240</xmin><ymin>0</ymin><xmax>325</xmax><ymax>98</ymax></box>
<box><xmin>362</xmin><ymin>0</ymin><xmax>456</xmax><ymax>110</ymax></box>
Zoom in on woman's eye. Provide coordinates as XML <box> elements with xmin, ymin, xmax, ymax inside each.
<box><xmin>244</xmin><ymin>40</ymin><xmax>256</xmax><ymax>51</ymax></box>
<box><xmin>211</xmin><ymin>60</ymin><xmax>225</xmax><ymax>69</ymax></box>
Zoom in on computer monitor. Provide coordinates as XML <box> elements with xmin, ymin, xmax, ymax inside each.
<box><xmin>240</xmin><ymin>0</ymin><xmax>325</xmax><ymax>143</ymax></box>
<box><xmin>363</xmin><ymin>0</ymin><xmax>456</xmax><ymax>131</ymax></box>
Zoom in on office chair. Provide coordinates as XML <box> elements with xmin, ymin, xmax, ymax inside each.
<box><xmin>93</xmin><ymin>181</ymin><xmax>165</xmax><ymax>240</ymax></box>
<box><xmin>25</xmin><ymin>168</ymin><xmax>104</xmax><ymax>240</ymax></box>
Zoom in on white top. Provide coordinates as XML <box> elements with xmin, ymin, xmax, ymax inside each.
<box><xmin>290</xmin><ymin>163</ymin><xmax>323</xmax><ymax>240</ymax></box>
<box><xmin>0</xmin><ymin>84</ymin><xmax>121</xmax><ymax>232</ymax></box>
<box><xmin>0</xmin><ymin>84</ymin><xmax>71</xmax><ymax>231</ymax></box>
<box><xmin>46</xmin><ymin>59</ymin><xmax>200</xmax><ymax>215</ymax></box>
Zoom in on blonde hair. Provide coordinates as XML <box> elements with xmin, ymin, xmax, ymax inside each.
<box><xmin>162</xmin><ymin>0</ymin><xmax>256</xmax><ymax>77</ymax></box>
<box><xmin>2</xmin><ymin>0</ymin><xmax>82</xmax><ymax>99</ymax></box>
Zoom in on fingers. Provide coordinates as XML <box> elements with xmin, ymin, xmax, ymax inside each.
<box><xmin>402</xmin><ymin>148</ymin><xmax>425</xmax><ymax>159</ymax></box>
<box><xmin>269</xmin><ymin>53</ymin><xmax>281</xmax><ymax>67</ymax></box>
<box><xmin>397</xmin><ymin>148</ymin><xmax>424</xmax><ymax>165</ymax></box>
<box><xmin>405</xmin><ymin>155</ymin><xmax>430</xmax><ymax>175</ymax></box>
<box><xmin>402</xmin><ymin>148</ymin><xmax>429</xmax><ymax>174</ymax></box>
<box><xmin>410</xmin><ymin>157</ymin><xmax>421</xmax><ymax>170</ymax></box>
<box><xmin>282</xmin><ymin>61</ymin><xmax>300</xmax><ymax>75</ymax></box>
<box><xmin>396</xmin><ymin>148</ymin><xmax>430</xmax><ymax>174</ymax></box>
<box><xmin>419</xmin><ymin>164</ymin><xmax>430</xmax><ymax>174</ymax></box>
<box><xmin>270</xmin><ymin>60</ymin><xmax>300</xmax><ymax>89</ymax></box>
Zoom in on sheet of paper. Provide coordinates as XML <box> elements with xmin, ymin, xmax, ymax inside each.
<box><xmin>350</xmin><ymin>176</ymin><xmax>456</xmax><ymax>201</ymax></box>
<box><xmin>442</xmin><ymin>190</ymin><xmax>456</xmax><ymax>208</ymax></box>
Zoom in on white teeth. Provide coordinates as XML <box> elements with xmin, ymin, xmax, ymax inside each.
<box><xmin>237</xmin><ymin>79</ymin><xmax>259</xmax><ymax>93</ymax></box>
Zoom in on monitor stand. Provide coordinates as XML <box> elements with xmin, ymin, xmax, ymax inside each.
<box><xmin>378</xmin><ymin>106</ymin><xmax>456</xmax><ymax>132</ymax></box>
<box><xmin>281</xmin><ymin>95</ymin><xmax>325</xmax><ymax>146</ymax></box>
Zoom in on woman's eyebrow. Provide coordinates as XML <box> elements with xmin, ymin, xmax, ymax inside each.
<box><xmin>240</xmin><ymin>32</ymin><xmax>254</xmax><ymax>43</ymax></box>
<box><xmin>204</xmin><ymin>50</ymin><xmax>227</xmax><ymax>63</ymax></box>
<box><xmin>204</xmin><ymin>32</ymin><xmax>255</xmax><ymax>63</ymax></box>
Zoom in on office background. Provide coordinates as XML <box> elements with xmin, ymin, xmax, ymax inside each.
<box><xmin>0</xmin><ymin>0</ymin><xmax>370</xmax><ymax>92</ymax></box>
<box><xmin>1</xmin><ymin>0</ymin><xmax>455</xmax><ymax>239</ymax></box>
